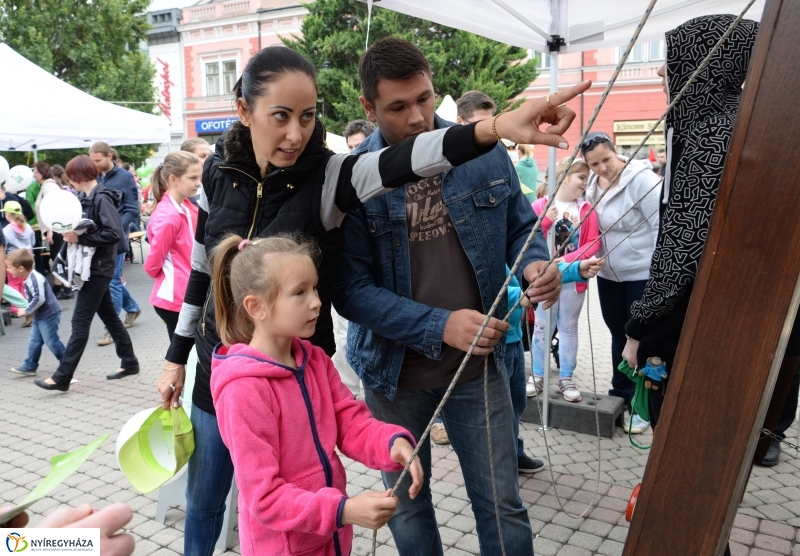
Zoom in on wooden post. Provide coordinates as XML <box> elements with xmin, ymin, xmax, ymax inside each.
<box><xmin>624</xmin><ymin>1</ymin><xmax>800</xmax><ymax>554</ymax></box>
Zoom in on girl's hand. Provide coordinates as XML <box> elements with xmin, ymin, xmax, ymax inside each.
<box><xmin>341</xmin><ymin>490</ymin><xmax>398</xmax><ymax>530</ymax></box>
<box><xmin>158</xmin><ymin>363</ymin><xmax>185</xmax><ymax>410</ymax></box>
<box><xmin>63</xmin><ymin>231</ymin><xmax>79</xmax><ymax>243</ymax></box>
<box><xmin>578</xmin><ymin>257</ymin><xmax>604</xmax><ymax>279</ymax></box>
<box><xmin>523</xmin><ymin>260</ymin><xmax>562</xmax><ymax>310</ymax></box>
<box><xmin>390</xmin><ymin>437</ymin><xmax>423</xmax><ymax>499</ymax></box>
<box><xmin>622</xmin><ymin>338</ymin><xmax>640</xmax><ymax>369</ymax></box>
<box><xmin>545</xmin><ymin>205</ymin><xmax>559</xmax><ymax>222</ymax></box>
<box><xmin>475</xmin><ymin>80</ymin><xmax>592</xmax><ymax>149</ymax></box>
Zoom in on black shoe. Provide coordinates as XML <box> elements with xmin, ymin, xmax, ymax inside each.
<box><xmin>34</xmin><ymin>379</ymin><xmax>69</xmax><ymax>392</ymax></box>
<box><xmin>56</xmin><ymin>289</ymin><xmax>74</xmax><ymax>300</ymax></box>
<box><xmin>758</xmin><ymin>439</ymin><xmax>781</xmax><ymax>467</ymax></box>
<box><xmin>106</xmin><ymin>367</ymin><xmax>140</xmax><ymax>380</ymax></box>
<box><xmin>518</xmin><ymin>454</ymin><xmax>546</xmax><ymax>475</ymax></box>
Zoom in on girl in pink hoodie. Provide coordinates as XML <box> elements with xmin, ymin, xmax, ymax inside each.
<box><xmin>530</xmin><ymin>158</ymin><xmax>600</xmax><ymax>402</ymax></box>
<box><xmin>208</xmin><ymin>233</ymin><xmax>422</xmax><ymax>556</ymax></box>
<box><xmin>144</xmin><ymin>151</ymin><xmax>201</xmax><ymax>340</ymax></box>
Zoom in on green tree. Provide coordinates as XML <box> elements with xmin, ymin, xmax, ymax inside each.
<box><xmin>0</xmin><ymin>0</ymin><xmax>157</xmax><ymax>167</ymax></box>
<box><xmin>284</xmin><ymin>0</ymin><xmax>539</xmax><ymax>134</ymax></box>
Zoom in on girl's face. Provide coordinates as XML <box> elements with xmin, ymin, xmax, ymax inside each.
<box><xmin>237</xmin><ymin>72</ymin><xmax>318</xmax><ymax>170</ymax></box>
<box><xmin>583</xmin><ymin>143</ymin><xmax>621</xmax><ymax>183</ymax></box>
<box><xmin>192</xmin><ymin>142</ymin><xmax>212</xmax><ymax>164</ymax></box>
<box><xmin>562</xmin><ymin>170</ymin><xmax>588</xmax><ymax>201</ymax></box>
<box><xmin>264</xmin><ymin>256</ymin><xmax>321</xmax><ymax>339</ymax></box>
<box><xmin>168</xmin><ymin>163</ymin><xmax>203</xmax><ymax>202</ymax></box>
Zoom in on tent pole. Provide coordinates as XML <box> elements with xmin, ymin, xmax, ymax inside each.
<box><xmin>33</xmin><ymin>149</ymin><xmax>38</xmax><ymax>163</ymax></box>
<box><xmin>541</xmin><ymin>51</ymin><xmax>559</xmax><ymax>431</ymax></box>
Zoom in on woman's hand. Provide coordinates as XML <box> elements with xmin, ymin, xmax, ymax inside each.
<box><xmin>38</xmin><ymin>503</ymin><xmax>134</xmax><ymax>556</ymax></box>
<box><xmin>389</xmin><ymin>437</ymin><xmax>423</xmax><ymax>499</ymax></box>
<box><xmin>158</xmin><ymin>363</ymin><xmax>185</xmax><ymax>410</ymax></box>
<box><xmin>622</xmin><ymin>337</ymin><xmax>640</xmax><ymax>369</ymax></box>
<box><xmin>578</xmin><ymin>257</ymin><xmax>604</xmax><ymax>279</ymax></box>
<box><xmin>46</xmin><ymin>229</ymin><xmax>54</xmax><ymax>245</ymax></box>
<box><xmin>62</xmin><ymin>231</ymin><xmax>79</xmax><ymax>244</ymax></box>
<box><xmin>475</xmin><ymin>80</ymin><xmax>592</xmax><ymax>149</ymax></box>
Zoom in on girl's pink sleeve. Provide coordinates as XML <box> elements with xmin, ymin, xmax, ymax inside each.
<box><xmin>213</xmin><ymin>377</ymin><xmax>344</xmax><ymax>536</ymax></box>
<box><xmin>143</xmin><ymin>212</ymin><xmax>179</xmax><ymax>279</ymax></box>
<box><xmin>563</xmin><ymin>205</ymin><xmax>601</xmax><ymax>263</ymax></box>
<box><xmin>325</xmin><ymin>354</ymin><xmax>414</xmax><ymax>471</ymax></box>
<box><xmin>532</xmin><ymin>199</ymin><xmax>554</xmax><ymax>234</ymax></box>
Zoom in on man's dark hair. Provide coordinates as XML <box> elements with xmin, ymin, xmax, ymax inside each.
<box><xmin>343</xmin><ymin>119</ymin><xmax>376</xmax><ymax>141</ymax></box>
<box><xmin>657</xmin><ymin>149</ymin><xmax>666</xmax><ymax>154</ymax></box>
<box><xmin>456</xmin><ymin>91</ymin><xmax>496</xmax><ymax>120</ymax></box>
<box><xmin>359</xmin><ymin>37</ymin><xmax>431</xmax><ymax>105</ymax></box>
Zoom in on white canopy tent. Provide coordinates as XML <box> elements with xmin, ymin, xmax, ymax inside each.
<box><xmin>435</xmin><ymin>95</ymin><xmax>458</xmax><ymax>122</ymax></box>
<box><xmin>366</xmin><ymin>0</ymin><xmax>766</xmax><ymax>427</ymax></box>
<box><xmin>0</xmin><ymin>43</ymin><xmax>170</xmax><ymax>152</ymax></box>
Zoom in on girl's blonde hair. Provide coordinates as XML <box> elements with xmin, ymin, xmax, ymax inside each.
<box><xmin>518</xmin><ymin>144</ymin><xmax>533</xmax><ymax>158</ymax></box>
<box><xmin>210</xmin><ymin>233</ymin><xmax>321</xmax><ymax>346</ymax></box>
<box><xmin>8</xmin><ymin>212</ymin><xmax>27</xmax><ymax>227</ymax></box>
<box><xmin>555</xmin><ymin>157</ymin><xmax>590</xmax><ymax>180</ymax></box>
<box><xmin>150</xmin><ymin>151</ymin><xmax>201</xmax><ymax>203</ymax></box>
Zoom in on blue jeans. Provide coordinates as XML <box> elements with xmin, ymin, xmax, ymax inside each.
<box><xmin>110</xmin><ymin>253</ymin><xmax>139</xmax><ymax>316</ymax></box>
<box><xmin>533</xmin><ymin>286</ymin><xmax>586</xmax><ymax>379</ymax></box>
<box><xmin>184</xmin><ymin>406</ymin><xmax>234</xmax><ymax>556</ymax></box>
<box><xmin>504</xmin><ymin>340</ymin><xmax>527</xmax><ymax>458</ymax></box>
<box><xmin>23</xmin><ymin>312</ymin><xmax>65</xmax><ymax>371</ymax></box>
<box><xmin>364</xmin><ymin>366</ymin><xmax>534</xmax><ymax>556</ymax></box>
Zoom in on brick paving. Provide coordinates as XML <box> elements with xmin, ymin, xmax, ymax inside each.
<box><xmin>1</xmin><ymin>243</ymin><xmax>799</xmax><ymax>555</ymax></box>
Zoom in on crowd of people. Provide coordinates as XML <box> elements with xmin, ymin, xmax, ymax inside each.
<box><xmin>1</xmin><ymin>12</ymin><xmax>792</xmax><ymax>556</ymax></box>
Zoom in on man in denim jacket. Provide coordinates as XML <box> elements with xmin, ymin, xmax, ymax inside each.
<box><xmin>334</xmin><ymin>38</ymin><xmax>562</xmax><ymax>556</ymax></box>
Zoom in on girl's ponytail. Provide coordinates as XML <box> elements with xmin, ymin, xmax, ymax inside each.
<box><xmin>150</xmin><ymin>165</ymin><xmax>168</xmax><ymax>203</ymax></box>
<box><xmin>210</xmin><ymin>234</ymin><xmax>252</xmax><ymax>346</ymax></box>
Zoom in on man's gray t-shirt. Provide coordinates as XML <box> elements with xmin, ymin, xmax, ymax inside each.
<box><xmin>397</xmin><ymin>175</ymin><xmax>486</xmax><ymax>389</ymax></box>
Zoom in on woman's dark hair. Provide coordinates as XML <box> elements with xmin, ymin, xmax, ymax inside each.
<box><xmin>359</xmin><ymin>37</ymin><xmax>431</xmax><ymax>105</ymax></box>
<box><xmin>579</xmin><ymin>132</ymin><xmax>615</xmax><ymax>155</ymax></box>
<box><xmin>65</xmin><ymin>155</ymin><xmax>100</xmax><ymax>183</ymax></box>
<box><xmin>233</xmin><ymin>46</ymin><xmax>317</xmax><ymax>110</ymax></box>
<box><xmin>51</xmin><ymin>164</ymin><xmax>70</xmax><ymax>187</ymax></box>
<box><xmin>34</xmin><ymin>162</ymin><xmax>53</xmax><ymax>181</ymax></box>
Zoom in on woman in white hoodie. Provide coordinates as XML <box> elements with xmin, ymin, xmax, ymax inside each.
<box><xmin>582</xmin><ymin>132</ymin><xmax>661</xmax><ymax>434</ymax></box>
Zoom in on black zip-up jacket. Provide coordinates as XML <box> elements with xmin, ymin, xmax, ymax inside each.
<box><xmin>165</xmin><ymin>118</ymin><xmax>490</xmax><ymax>415</ymax></box>
<box><xmin>100</xmin><ymin>164</ymin><xmax>140</xmax><ymax>254</ymax></box>
<box><xmin>76</xmin><ymin>184</ymin><xmax>124</xmax><ymax>279</ymax></box>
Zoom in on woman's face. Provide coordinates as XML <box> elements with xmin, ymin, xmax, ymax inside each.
<box><xmin>237</xmin><ymin>72</ymin><xmax>317</xmax><ymax>169</ymax></box>
<box><xmin>583</xmin><ymin>144</ymin><xmax>621</xmax><ymax>183</ymax></box>
<box><xmin>657</xmin><ymin>62</ymin><xmax>668</xmax><ymax>101</ymax></box>
<box><xmin>33</xmin><ymin>167</ymin><xmax>43</xmax><ymax>184</ymax></box>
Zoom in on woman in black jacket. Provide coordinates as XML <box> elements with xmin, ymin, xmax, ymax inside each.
<box><xmin>35</xmin><ymin>155</ymin><xmax>139</xmax><ymax>391</ymax></box>
<box><xmin>156</xmin><ymin>45</ymin><xmax>586</xmax><ymax>554</ymax></box>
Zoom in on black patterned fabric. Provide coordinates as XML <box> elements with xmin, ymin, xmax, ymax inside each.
<box><xmin>626</xmin><ymin>14</ymin><xmax>758</xmax><ymax>341</ymax></box>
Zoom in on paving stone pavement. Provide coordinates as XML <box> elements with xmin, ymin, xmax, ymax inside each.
<box><xmin>1</xmin><ymin>244</ymin><xmax>799</xmax><ymax>555</ymax></box>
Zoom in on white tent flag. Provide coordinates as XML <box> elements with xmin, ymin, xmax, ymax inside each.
<box><xmin>362</xmin><ymin>0</ymin><xmax>765</xmax><ymax>54</ymax></box>
<box><xmin>0</xmin><ymin>43</ymin><xmax>170</xmax><ymax>151</ymax></box>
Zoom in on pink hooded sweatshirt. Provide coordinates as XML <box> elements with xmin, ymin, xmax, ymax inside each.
<box><xmin>532</xmin><ymin>196</ymin><xmax>600</xmax><ymax>293</ymax></box>
<box><xmin>144</xmin><ymin>194</ymin><xmax>198</xmax><ymax>312</ymax></box>
<box><xmin>211</xmin><ymin>339</ymin><xmax>414</xmax><ymax>556</ymax></box>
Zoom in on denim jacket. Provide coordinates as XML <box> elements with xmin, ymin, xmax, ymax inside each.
<box><xmin>333</xmin><ymin>115</ymin><xmax>549</xmax><ymax>400</ymax></box>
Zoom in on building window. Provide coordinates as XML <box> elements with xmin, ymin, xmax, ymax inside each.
<box><xmin>649</xmin><ymin>40</ymin><xmax>666</xmax><ymax>61</ymax></box>
<box><xmin>617</xmin><ymin>41</ymin><xmax>665</xmax><ymax>64</ymax></box>
<box><xmin>205</xmin><ymin>60</ymin><xmax>237</xmax><ymax>96</ymax></box>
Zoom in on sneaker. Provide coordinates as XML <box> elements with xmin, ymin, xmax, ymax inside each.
<box><xmin>529</xmin><ymin>375</ymin><xmax>544</xmax><ymax>396</ymax></box>
<box><xmin>56</xmin><ymin>289</ymin><xmax>74</xmax><ymax>300</ymax></box>
<box><xmin>526</xmin><ymin>376</ymin><xmax>537</xmax><ymax>397</ymax></box>
<box><xmin>124</xmin><ymin>309</ymin><xmax>142</xmax><ymax>329</ymax></box>
<box><xmin>517</xmin><ymin>454</ymin><xmax>545</xmax><ymax>475</ymax></box>
<box><xmin>623</xmin><ymin>414</ymin><xmax>650</xmax><ymax>435</ymax></box>
<box><xmin>97</xmin><ymin>331</ymin><xmax>114</xmax><ymax>346</ymax></box>
<box><xmin>431</xmin><ymin>423</ymin><xmax>450</xmax><ymax>445</ymax></box>
<box><xmin>10</xmin><ymin>367</ymin><xmax>36</xmax><ymax>376</ymax></box>
<box><xmin>22</xmin><ymin>314</ymin><xmax>34</xmax><ymax>328</ymax></box>
<box><xmin>558</xmin><ymin>378</ymin><xmax>581</xmax><ymax>402</ymax></box>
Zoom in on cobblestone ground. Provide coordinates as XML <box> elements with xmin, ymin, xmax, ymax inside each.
<box><xmin>1</xmin><ymin>243</ymin><xmax>799</xmax><ymax>555</ymax></box>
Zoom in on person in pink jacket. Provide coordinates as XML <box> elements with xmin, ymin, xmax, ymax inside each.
<box><xmin>144</xmin><ymin>151</ymin><xmax>201</xmax><ymax>340</ymax></box>
<box><xmin>207</xmin><ymin>233</ymin><xmax>422</xmax><ymax>556</ymax></box>
<box><xmin>530</xmin><ymin>158</ymin><xmax>600</xmax><ymax>402</ymax></box>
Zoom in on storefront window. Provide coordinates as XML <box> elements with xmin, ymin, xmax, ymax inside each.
<box><xmin>223</xmin><ymin>61</ymin><xmax>237</xmax><ymax>95</ymax></box>
<box><xmin>205</xmin><ymin>62</ymin><xmax>220</xmax><ymax>97</ymax></box>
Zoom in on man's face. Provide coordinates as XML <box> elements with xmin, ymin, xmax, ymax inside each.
<box><xmin>360</xmin><ymin>72</ymin><xmax>435</xmax><ymax>146</ymax></box>
<box><xmin>346</xmin><ymin>132</ymin><xmax>367</xmax><ymax>152</ymax></box>
<box><xmin>89</xmin><ymin>152</ymin><xmax>113</xmax><ymax>174</ymax></box>
<box><xmin>657</xmin><ymin>152</ymin><xmax>666</xmax><ymax>165</ymax></box>
<box><xmin>457</xmin><ymin>108</ymin><xmax>494</xmax><ymax>125</ymax></box>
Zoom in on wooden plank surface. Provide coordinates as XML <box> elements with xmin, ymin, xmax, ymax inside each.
<box><xmin>624</xmin><ymin>1</ymin><xmax>800</xmax><ymax>554</ymax></box>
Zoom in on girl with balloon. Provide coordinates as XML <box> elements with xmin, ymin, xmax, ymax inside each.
<box><xmin>0</xmin><ymin>162</ymin><xmax>35</xmax><ymax>229</ymax></box>
<box><xmin>1</xmin><ymin>199</ymin><xmax>35</xmax><ymax>317</ymax></box>
<box><xmin>34</xmin><ymin>155</ymin><xmax>139</xmax><ymax>392</ymax></box>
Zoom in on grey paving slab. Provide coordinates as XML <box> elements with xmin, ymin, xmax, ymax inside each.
<box><xmin>1</xmin><ymin>247</ymin><xmax>799</xmax><ymax>555</ymax></box>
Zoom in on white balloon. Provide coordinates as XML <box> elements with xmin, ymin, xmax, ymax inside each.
<box><xmin>5</xmin><ymin>165</ymin><xmax>33</xmax><ymax>193</ymax></box>
<box><xmin>40</xmin><ymin>190</ymin><xmax>83</xmax><ymax>232</ymax></box>
<box><xmin>0</xmin><ymin>156</ymin><xmax>9</xmax><ymax>185</ymax></box>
